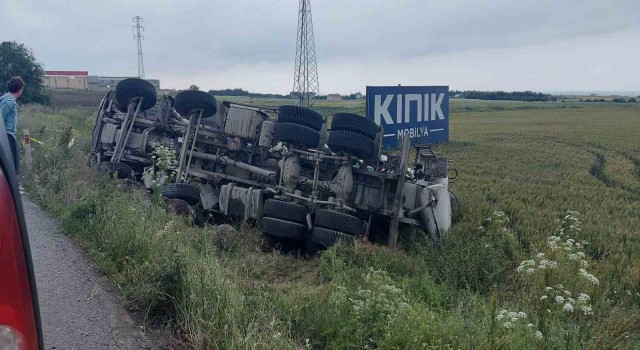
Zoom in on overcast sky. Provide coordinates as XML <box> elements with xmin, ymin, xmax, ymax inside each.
<box><xmin>1</xmin><ymin>0</ymin><xmax>639</xmax><ymax>95</ymax></box>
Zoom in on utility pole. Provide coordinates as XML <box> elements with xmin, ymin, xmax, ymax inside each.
<box><xmin>132</xmin><ymin>16</ymin><xmax>145</xmax><ymax>79</ymax></box>
<box><xmin>292</xmin><ymin>0</ymin><xmax>319</xmax><ymax>107</ymax></box>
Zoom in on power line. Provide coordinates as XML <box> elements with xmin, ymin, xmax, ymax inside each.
<box><xmin>293</xmin><ymin>0</ymin><xmax>319</xmax><ymax>107</ymax></box>
<box><xmin>132</xmin><ymin>16</ymin><xmax>145</xmax><ymax>78</ymax></box>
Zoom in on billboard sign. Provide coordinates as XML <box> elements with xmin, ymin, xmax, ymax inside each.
<box><xmin>366</xmin><ymin>86</ymin><xmax>449</xmax><ymax>149</ymax></box>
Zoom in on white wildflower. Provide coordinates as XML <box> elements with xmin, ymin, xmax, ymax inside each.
<box><xmin>563</xmin><ymin>303</ymin><xmax>574</xmax><ymax>312</ymax></box>
<box><xmin>564</xmin><ymin>290</ymin><xmax>571</xmax><ymax>297</ymax></box>
<box><xmin>536</xmin><ymin>252</ymin><xmax>545</xmax><ymax>259</ymax></box>
<box><xmin>569</xmin><ymin>253</ymin><xmax>578</xmax><ymax>261</ymax></box>
<box><xmin>578</xmin><ymin>293</ymin><xmax>590</xmax><ymax>303</ymax></box>
<box><xmin>539</xmin><ymin>260</ymin><xmax>558</xmax><ymax>269</ymax></box>
<box><xmin>567</xmin><ymin>298</ymin><xmax>575</xmax><ymax>305</ymax></box>
<box><xmin>540</xmin><ymin>295</ymin><xmax>548</xmax><ymax>300</ymax></box>
<box><xmin>545</xmin><ymin>287</ymin><xmax>553</xmax><ymax>292</ymax></box>
<box><xmin>516</xmin><ymin>265</ymin><xmax>525</xmax><ymax>273</ymax></box>
<box><xmin>526</xmin><ymin>268</ymin><xmax>535</xmax><ymax>274</ymax></box>
<box><xmin>577</xmin><ymin>252</ymin><xmax>586</xmax><ymax>259</ymax></box>
<box><xmin>555</xmin><ymin>296</ymin><xmax>565</xmax><ymax>304</ymax></box>
<box><xmin>527</xmin><ymin>323</ymin><xmax>534</xmax><ymax>328</ymax></box>
<box><xmin>580</xmin><ymin>305</ymin><xmax>593</xmax><ymax>315</ymax></box>
<box><xmin>535</xmin><ymin>331</ymin><xmax>543</xmax><ymax>339</ymax></box>
<box><xmin>580</xmin><ymin>260</ymin><xmax>590</xmax><ymax>269</ymax></box>
<box><xmin>579</xmin><ymin>269</ymin><xmax>600</xmax><ymax>285</ymax></box>
<box><xmin>503</xmin><ymin>322</ymin><xmax>513</xmax><ymax>329</ymax></box>
<box><xmin>517</xmin><ymin>312</ymin><xmax>527</xmax><ymax>319</ymax></box>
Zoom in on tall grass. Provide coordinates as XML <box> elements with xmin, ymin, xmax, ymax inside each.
<box><xmin>19</xmin><ymin>103</ymin><xmax>640</xmax><ymax>349</ymax></box>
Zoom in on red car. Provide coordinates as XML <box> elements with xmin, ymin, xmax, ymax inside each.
<box><xmin>0</xmin><ymin>120</ymin><xmax>43</xmax><ymax>349</ymax></box>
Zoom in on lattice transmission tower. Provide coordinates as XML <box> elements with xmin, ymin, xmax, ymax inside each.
<box><xmin>132</xmin><ymin>16</ymin><xmax>145</xmax><ymax>78</ymax></box>
<box><xmin>292</xmin><ymin>0</ymin><xmax>319</xmax><ymax>107</ymax></box>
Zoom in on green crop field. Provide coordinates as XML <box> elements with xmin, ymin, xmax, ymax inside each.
<box><xmin>20</xmin><ymin>99</ymin><xmax>640</xmax><ymax>349</ymax></box>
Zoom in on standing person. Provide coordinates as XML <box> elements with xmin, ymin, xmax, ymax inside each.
<box><xmin>0</xmin><ymin>76</ymin><xmax>25</xmax><ymax>173</ymax></box>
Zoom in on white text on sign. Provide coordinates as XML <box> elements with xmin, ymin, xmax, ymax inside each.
<box><xmin>374</xmin><ymin>93</ymin><xmax>446</xmax><ymax>125</ymax></box>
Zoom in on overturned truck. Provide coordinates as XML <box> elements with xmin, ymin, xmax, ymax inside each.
<box><xmin>90</xmin><ymin>78</ymin><xmax>457</xmax><ymax>250</ymax></box>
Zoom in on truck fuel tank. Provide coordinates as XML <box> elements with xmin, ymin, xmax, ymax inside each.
<box><xmin>419</xmin><ymin>183</ymin><xmax>451</xmax><ymax>243</ymax></box>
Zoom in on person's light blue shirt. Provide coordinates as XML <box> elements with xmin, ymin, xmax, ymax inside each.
<box><xmin>0</xmin><ymin>92</ymin><xmax>18</xmax><ymax>135</ymax></box>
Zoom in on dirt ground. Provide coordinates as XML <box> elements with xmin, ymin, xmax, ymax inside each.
<box><xmin>48</xmin><ymin>89</ymin><xmax>106</xmax><ymax>108</ymax></box>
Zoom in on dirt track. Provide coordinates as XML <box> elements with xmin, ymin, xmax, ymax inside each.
<box><xmin>48</xmin><ymin>89</ymin><xmax>105</xmax><ymax>108</ymax></box>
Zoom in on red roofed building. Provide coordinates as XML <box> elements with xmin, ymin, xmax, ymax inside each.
<box><xmin>44</xmin><ymin>70</ymin><xmax>89</xmax><ymax>90</ymax></box>
<box><xmin>45</xmin><ymin>71</ymin><xmax>88</xmax><ymax>76</ymax></box>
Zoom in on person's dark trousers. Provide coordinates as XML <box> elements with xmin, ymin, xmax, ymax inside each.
<box><xmin>7</xmin><ymin>133</ymin><xmax>19</xmax><ymax>174</ymax></box>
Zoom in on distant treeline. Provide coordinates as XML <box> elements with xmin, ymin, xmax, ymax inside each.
<box><xmin>580</xmin><ymin>97</ymin><xmax>638</xmax><ymax>103</ymax></box>
<box><xmin>209</xmin><ymin>88</ymin><xmax>289</xmax><ymax>98</ymax></box>
<box><xmin>451</xmin><ymin>90</ymin><xmax>556</xmax><ymax>102</ymax></box>
<box><xmin>207</xmin><ymin>88</ymin><xmax>288</xmax><ymax>99</ymax></box>
<box><xmin>207</xmin><ymin>88</ymin><xmax>365</xmax><ymax>101</ymax></box>
<box><xmin>314</xmin><ymin>93</ymin><xmax>364</xmax><ymax>100</ymax></box>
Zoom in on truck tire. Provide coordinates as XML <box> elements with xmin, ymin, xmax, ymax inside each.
<box><xmin>328</xmin><ymin>130</ymin><xmax>374</xmax><ymax>158</ymax></box>
<box><xmin>263</xmin><ymin>199</ymin><xmax>308</xmax><ymax>224</ymax></box>
<box><xmin>450</xmin><ymin>192</ymin><xmax>459</xmax><ymax>212</ymax></box>
<box><xmin>98</xmin><ymin>161</ymin><xmax>133</xmax><ymax>179</ymax></box>
<box><xmin>331</xmin><ymin>113</ymin><xmax>379</xmax><ymax>140</ymax></box>
<box><xmin>275</xmin><ymin>122</ymin><xmax>320</xmax><ymax>149</ymax></box>
<box><xmin>174</xmin><ymin>90</ymin><xmax>218</xmax><ymax>118</ymax></box>
<box><xmin>314</xmin><ymin>209</ymin><xmax>364</xmax><ymax>236</ymax></box>
<box><xmin>277</xmin><ymin>105</ymin><xmax>323</xmax><ymax>131</ymax></box>
<box><xmin>162</xmin><ymin>183</ymin><xmax>200</xmax><ymax>205</ymax></box>
<box><xmin>115</xmin><ymin>78</ymin><xmax>157</xmax><ymax>111</ymax></box>
<box><xmin>261</xmin><ymin>217</ymin><xmax>307</xmax><ymax>241</ymax></box>
<box><xmin>310</xmin><ymin>227</ymin><xmax>356</xmax><ymax>247</ymax></box>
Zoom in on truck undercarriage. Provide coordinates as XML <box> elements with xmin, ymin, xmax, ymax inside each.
<box><xmin>89</xmin><ymin>78</ymin><xmax>457</xmax><ymax>250</ymax></box>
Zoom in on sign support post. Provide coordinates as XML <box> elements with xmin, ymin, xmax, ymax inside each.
<box><xmin>388</xmin><ymin>135</ymin><xmax>410</xmax><ymax>248</ymax></box>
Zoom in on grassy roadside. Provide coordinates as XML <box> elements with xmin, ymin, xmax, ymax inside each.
<box><xmin>19</xmin><ymin>103</ymin><xmax>640</xmax><ymax>349</ymax></box>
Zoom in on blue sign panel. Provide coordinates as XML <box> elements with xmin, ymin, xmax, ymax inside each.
<box><xmin>366</xmin><ymin>86</ymin><xmax>449</xmax><ymax>149</ymax></box>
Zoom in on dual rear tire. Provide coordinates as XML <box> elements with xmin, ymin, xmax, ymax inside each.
<box><xmin>260</xmin><ymin>199</ymin><xmax>365</xmax><ymax>251</ymax></box>
<box><xmin>310</xmin><ymin>209</ymin><xmax>364</xmax><ymax>248</ymax></box>
<box><xmin>328</xmin><ymin>113</ymin><xmax>379</xmax><ymax>159</ymax></box>
<box><xmin>260</xmin><ymin>199</ymin><xmax>308</xmax><ymax>241</ymax></box>
<box><xmin>275</xmin><ymin>106</ymin><xmax>323</xmax><ymax>149</ymax></box>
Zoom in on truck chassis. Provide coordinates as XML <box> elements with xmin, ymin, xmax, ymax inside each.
<box><xmin>89</xmin><ymin>79</ymin><xmax>457</xmax><ymax>250</ymax></box>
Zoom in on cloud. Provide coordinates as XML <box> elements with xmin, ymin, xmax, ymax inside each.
<box><xmin>1</xmin><ymin>0</ymin><xmax>638</xmax><ymax>94</ymax></box>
